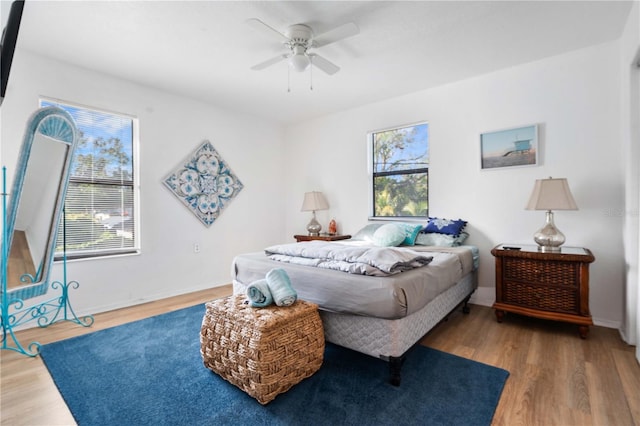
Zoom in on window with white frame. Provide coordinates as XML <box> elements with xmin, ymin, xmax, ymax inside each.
<box><xmin>369</xmin><ymin>122</ymin><xmax>429</xmax><ymax>218</ymax></box>
<box><xmin>40</xmin><ymin>99</ymin><xmax>139</xmax><ymax>260</ymax></box>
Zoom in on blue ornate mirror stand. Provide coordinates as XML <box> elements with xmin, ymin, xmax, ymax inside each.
<box><xmin>1</xmin><ymin>107</ymin><xmax>94</xmax><ymax>357</ymax></box>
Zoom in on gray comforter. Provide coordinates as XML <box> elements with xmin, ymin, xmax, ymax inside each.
<box><xmin>233</xmin><ymin>244</ymin><xmax>477</xmax><ymax>318</ymax></box>
<box><xmin>264</xmin><ymin>241</ymin><xmax>433</xmax><ymax>276</ymax></box>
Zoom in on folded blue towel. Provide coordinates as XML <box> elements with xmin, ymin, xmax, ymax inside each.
<box><xmin>266</xmin><ymin>268</ymin><xmax>297</xmax><ymax>307</ymax></box>
<box><xmin>246</xmin><ymin>279</ymin><xmax>273</xmax><ymax>308</ymax></box>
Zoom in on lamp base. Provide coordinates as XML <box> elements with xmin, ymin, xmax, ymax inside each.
<box><xmin>306</xmin><ymin>214</ymin><xmax>322</xmax><ymax>236</ymax></box>
<box><xmin>537</xmin><ymin>245</ymin><xmax>562</xmax><ymax>253</ymax></box>
<box><xmin>533</xmin><ymin>210</ymin><xmax>565</xmax><ymax>252</ymax></box>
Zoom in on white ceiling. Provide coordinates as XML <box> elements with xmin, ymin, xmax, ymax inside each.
<box><xmin>10</xmin><ymin>1</ymin><xmax>634</xmax><ymax>124</ymax></box>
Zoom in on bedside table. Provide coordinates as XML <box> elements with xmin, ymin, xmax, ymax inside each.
<box><xmin>294</xmin><ymin>234</ymin><xmax>351</xmax><ymax>242</ymax></box>
<box><xmin>491</xmin><ymin>244</ymin><xmax>595</xmax><ymax>338</ymax></box>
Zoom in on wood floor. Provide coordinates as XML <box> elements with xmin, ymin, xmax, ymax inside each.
<box><xmin>7</xmin><ymin>230</ymin><xmax>36</xmax><ymax>290</ymax></box>
<box><xmin>1</xmin><ymin>285</ymin><xmax>638</xmax><ymax>426</ymax></box>
<box><xmin>422</xmin><ymin>304</ymin><xmax>640</xmax><ymax>426</ymax></box>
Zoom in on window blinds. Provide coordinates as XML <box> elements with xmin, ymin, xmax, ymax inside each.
<box><xmin>41</xmin><ymin>99</ymin><xmax>138</xmax><ymax>259</ymax></box>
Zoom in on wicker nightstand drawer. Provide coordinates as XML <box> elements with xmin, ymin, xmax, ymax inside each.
<box><xmin>502</xmin><ymin>281</ymin><xmax>578</xmax><ymax>313</ymax></box>
<box><xmin>491</xmin><ymin>244</ymin><xmax>594</xmax><ymax>338</ymax></box>
<box><xmin>503</xmin><ymin>258</ymin><xmax>578</xmax><ymax>287</ymax></box>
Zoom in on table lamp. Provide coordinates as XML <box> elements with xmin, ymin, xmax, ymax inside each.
<box><xmin>301</xmin><ymin>191</ymin><xmax>329</xmax><ymax>236</ymax></box>
<box><xmin>525</xmin><ymin>177</ymin><xmax>578</xmax><ymax>252</ymax></box>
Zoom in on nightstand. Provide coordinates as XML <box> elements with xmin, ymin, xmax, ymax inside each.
<box><xmin>294</xmin><ymin>234</ymin><xmax>351</xmax><ymax>242</ymax></box>
<box><xmin>491</xmin><ymin>244</ymin><xmax>595</xmax><ymax>338</ymax></box>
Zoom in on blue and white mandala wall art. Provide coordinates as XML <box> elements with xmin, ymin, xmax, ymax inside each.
<box><xmin>163</xmin><ymin>140</ymin><xmax>244</xmax><ymax>227</ymax></box>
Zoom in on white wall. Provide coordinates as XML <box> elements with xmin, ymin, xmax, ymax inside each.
<box><xmin>1</xmin><ymin>50</ymin><xmax>285</xmax><ymax>317</ymax></box>
<box><xmin>0</xmin><ymin>28</ymin><xmax>630</xmax><ymax>333</ymax></box>
<box><xmin>284</xmin><ymin>41</ymin><xmax>625</xmax><ymax>328</ymax></box>
<box><xmin>620</xmin><ymin>1</ymin><xmax>640</xmax><ymax>355</ymax></box>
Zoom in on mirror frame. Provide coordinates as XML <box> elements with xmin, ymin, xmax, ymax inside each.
<box><xmin>3</xmin><ymin>106</ymin><xmax>78</xmax><ymax>302</ymax></box>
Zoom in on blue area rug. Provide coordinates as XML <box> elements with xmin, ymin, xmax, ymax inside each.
<box><xmin>41</xmin><ymin>304</ymin><xmax>509</xmax><ymax>426</ymax></box>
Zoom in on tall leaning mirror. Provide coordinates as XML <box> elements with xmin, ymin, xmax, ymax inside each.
<box><xmin>2</xmin><ymin>106</ymin><xmax>78</xmax><ymax>302</ymax></box>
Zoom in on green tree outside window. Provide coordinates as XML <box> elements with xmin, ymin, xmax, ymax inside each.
<box><xmin>371</xmin><ymin>123</ymin><xmax>429</xmax><ymax>218</ymax></box>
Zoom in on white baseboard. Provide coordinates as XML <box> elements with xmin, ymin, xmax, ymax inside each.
<box><xmin>593</xmin><ymin>317</ymin><xmax>622</xmax><ymax>330</ymax></box>
<box><xmin>8</xmin><ymin>281</ymin><xmax>229</xmax><ymax>332</ymax></box>
<box><xmin>469</xmin><ymin>286</ymin><xmax>494</xmax><ymax>307</ymax></box>
<box><xmin>88</xmin><ymin>281</ymin><xmax>228</xmax><ymax>316</ymax></box>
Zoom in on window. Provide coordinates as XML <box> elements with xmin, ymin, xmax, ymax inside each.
<box><xmin>369</xmin><ymin>122</ymin><xmax>429</xmax><ymax>218</ymax></box>
<box><xmin>40</xmin><ymin>99</ymin><xmax>139</xmax><ymax>260</ymax></box>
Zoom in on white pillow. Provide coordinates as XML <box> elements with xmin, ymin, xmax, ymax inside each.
<box><xmin>414</xmin><ymin>231</ymin><xmax>469</xmax><ymax>247</ymax></box>
<box><xmin>372</xmin><ymin>224</ymin><xmax>406</xmax><ymax>247</ymax></box>
<box><xmin>351</xmin><ymin>223</ymin><xmax>383</xmax><ymax>242</ymax></box>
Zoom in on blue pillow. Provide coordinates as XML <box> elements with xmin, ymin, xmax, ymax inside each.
<box><xmin>372</xmin><ymin>224</ymin><xmax>406</xmax><ymax>247</ymax></box>
<box><xmin>397</xmin><ymin>223</ymin><xmax>424</xmax><ymax>246</ymax></box>
<box><xmin>423</xmin><ymin>217</ymin><xmax>467</xmax><ymax>236</ymax></box>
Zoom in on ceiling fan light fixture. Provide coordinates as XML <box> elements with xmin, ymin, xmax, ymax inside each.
<box><xmin>248</xmin><ymin>18</ymin><xmax>359</xmax><ymax>79</ymax></box>
<box><xmin>288</xmin><ymin>53</ymin><xmax>310</xmax><ymax>72</ymax></box>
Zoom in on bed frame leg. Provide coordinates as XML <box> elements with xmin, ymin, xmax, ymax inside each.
<box><xmin>462</xmin><ymin>295</ymin><xmax>471</xmax><ymax>314</ymax></box>
<box><xmin>383</xmin><ymin>289</ymin><xmax>475</xmax><ymax>386</ymax></box>
<box><xmin>388</xmin><ymin>356</ymin><xmax>405</xmax><ymax>386</ymax></box>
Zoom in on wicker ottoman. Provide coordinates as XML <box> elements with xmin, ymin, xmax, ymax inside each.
<box><xmin>200</xmin><ymin>294</ymin><xmax>325</xmax><ymax>404</ymax></box>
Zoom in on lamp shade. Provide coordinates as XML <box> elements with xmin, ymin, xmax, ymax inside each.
<box><xmin>301</xmin><ymin>191</ymin><xmax>329</xmax><ymax>212</ymax></box>
<box><xmin>525</xmin><ymin>178</ymin><xmax>578</xmax><ymax>211</ymax></box>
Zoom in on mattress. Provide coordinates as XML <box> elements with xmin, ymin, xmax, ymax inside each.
<box><xmin>232</xmin><ymin>243</ymin><xmax>477</xmax><ymax>320</ymax></box>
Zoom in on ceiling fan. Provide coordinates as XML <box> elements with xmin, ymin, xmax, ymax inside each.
<box><xmin>247</xmin><ymin>18</ymin><xmax>359</xmax><ymax>75</ymax></box>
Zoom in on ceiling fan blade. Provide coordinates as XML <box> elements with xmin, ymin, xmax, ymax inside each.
<box><xmin>246</xmin><ymin>18</ymin><xmax>289</xmax><ymax>42</ymax></box>
<box><xmin>250</xmin><ymin>54</ymin><xmax>288</xmax><ymax>71</ymax></box>
<box><xmin>309</xmin><ymin>54</ymin><xmax>340</xmax><ymax>75</ymax></box>
<box><xmin>312</xmin><ymin>22</ymin><xmax>359</xmax><ymax>48</ymax></box>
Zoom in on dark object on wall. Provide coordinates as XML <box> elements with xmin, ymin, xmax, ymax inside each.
<box><xmin>1</xmin><ymin>0</ymin><xmax>25</xmax><ymax>105</ymax></box>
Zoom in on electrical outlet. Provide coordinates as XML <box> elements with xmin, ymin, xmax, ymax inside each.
<box><xmin>193</xmin><ymin>243</ymin><xmax>200</xmax><ymax>253</ymax></box>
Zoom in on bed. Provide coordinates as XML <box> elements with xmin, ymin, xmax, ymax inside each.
<box><xmin>231</xmin><ymin>223</ymin><xmax>478</xmax><ymax>385</ymax></box>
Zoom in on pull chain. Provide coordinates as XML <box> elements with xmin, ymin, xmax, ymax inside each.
<box><xmin>286</xmin><ymin>58</ymin><xmax>316</xmax><ymax>92</ymax></box>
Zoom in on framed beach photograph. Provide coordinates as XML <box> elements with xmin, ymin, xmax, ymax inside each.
<box><xmin>480</xmin><ymin>124</ymin><xmax>538</xmax><ymax>170</ymax></box>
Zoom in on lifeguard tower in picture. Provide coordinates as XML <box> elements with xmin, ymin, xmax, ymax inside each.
<box><xmin>502</xmin><ymin>138</ymin><xmax>532</xmax><ymax>157</ymax></box>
